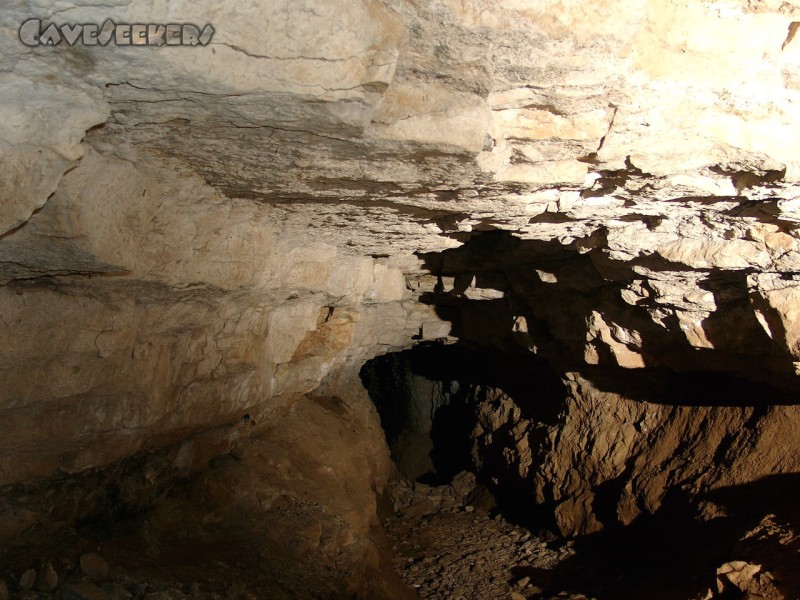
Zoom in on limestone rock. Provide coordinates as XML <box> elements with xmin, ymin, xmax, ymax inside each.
<box><xmin>0</xmin><ymin>143</ymin><xmax>71</xmax><ymax>235</ymax></box>
<box><xmin>469</xmin><ymin>372</ymin><xmax>800</xmax><ymax>536</ymax></box>
<box><xmin>715</xmin><ymin>561</ymin><xmax>779</xmax><ymax>597</ymax></box>
<box><xmin>2</xmin><ymin>2</ymin><xmax>800</xmax><ymax>594</ymax></box>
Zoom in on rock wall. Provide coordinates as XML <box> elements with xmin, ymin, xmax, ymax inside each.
<box><xmin>470</xmin><ymin>375</ymin><xmax>800</xmax><ymax>537</ymax></box>
<box><xmin>0</xmin><ymin>148</ymin><xmax>445</xmax><ymax>485</ymax></box>
<box><xmin>3</xmin><ymin>0</ymin><xmax>800</xmax><ymax>574</ymax></box>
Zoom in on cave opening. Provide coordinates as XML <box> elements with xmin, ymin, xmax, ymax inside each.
<box><xmin>359</xmin><ymin>335</ymin><xmax>800</xmax><ymax>598</ymax></box>
<box><xmin>360</xmin><ymin>341</ymin><xmax>567</xmax><ymax>530</ymax></box>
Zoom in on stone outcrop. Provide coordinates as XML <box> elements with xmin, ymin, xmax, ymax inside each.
<box><xmin>470</xmin><ymin>376</ymin><xmax>800</xmax><ymax>536</ymax></box>
<box><xmin>0</xmin><ymin>147</ymin><xmax>449</xmax><ymax>484</ymax></box>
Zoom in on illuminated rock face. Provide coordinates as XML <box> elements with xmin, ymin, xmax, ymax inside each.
<box><xmin>3</xmin><ymin>0</ymin><xmax>800</xmax><ymax>552</ymax></box>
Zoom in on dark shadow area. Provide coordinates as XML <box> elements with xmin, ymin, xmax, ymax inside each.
<box><xmin>360</xmin><ymin>342</ymin><xmax>567</xmax><ymax>527</ymax></box>
<box><xmin>416</xmin><ymin>229</ymin><xmax>800</xmax><ymax>399</ymax></box>
<box><xmin>371</xmin><ymin>230</ymin><xmax>800</xmax><ymax>597</ymax></box>
<box><xmin>360</xmin><ymin>344</ymin><xmax>567</xmax><ymax>455</ymax></box>
<box><xmin>532</xmin><ymin>474</ymin><xmax>800</xmax><ymax>600</ymax></box>
<box><xmin>574</xmin><ymin>366</ymin><xmax>800</xmax><ymax>407</ymax></box>
<box><xmin>696</xmin><ymin>271</ymin><xmax>777</xmax><ymax>358</ymax></box>
<box><xmin>664</xmin><ymin>370</ymin><xmax>800</xmax><ymax>406</ymax></box>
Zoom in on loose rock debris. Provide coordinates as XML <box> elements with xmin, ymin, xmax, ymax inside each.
<box><xmin>385</xmin><ymin>474</ymin><xmax>592</xmax><ymax>600</ymax></box>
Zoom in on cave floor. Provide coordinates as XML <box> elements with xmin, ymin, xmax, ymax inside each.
<box><xmin>4</xmin><ymin>472</ymin><xmax>800</xmax><ymax>600</ymax></box>
<box><xmin>386</xmin><ymin>505</ymin><xmax>581</xmax><ymax>600</ymax></box>
<box><xmin>381</xmin><ymin>474</ymin><xmax>590</xmax><ymax>600</ymax></box>
<box><xmin>381</xmin><ymin>473</ymin><xmax>800</xmax><ymax>600</ymax></box>
<box><xmin>3</xmin><ymin>385</ymin><xmax>800</xmax><ymax>600</ymax></box>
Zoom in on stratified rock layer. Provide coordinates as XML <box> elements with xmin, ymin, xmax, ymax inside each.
<box><xmin>3</xmin><ymin>2</ymin><xmax>800</xmax><ymax>596</ymax></box>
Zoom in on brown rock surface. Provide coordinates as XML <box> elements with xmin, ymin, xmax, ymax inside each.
<box><xmin>80</xmin><ymin>554</ymin><xmax>108</xmax><ymax>579</ymax></box>
<box><xmin>36</xmin><ymin>561</ymin><xmax>58</xmax><ymax>592</ymax></box>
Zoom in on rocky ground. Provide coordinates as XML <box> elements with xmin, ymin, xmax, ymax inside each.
<box><xmin>0</xmin><ymin>471</ymin><xmax>583</xmax><ymax>600</ymax></box>
<box><xmin>383</xmin><ymin>472</ymin><xmax>800</xmax><ymax>600</ymax></box>
<box><xmin>1</xmin><ymin>467</ymin><xmax>799</xmax><ymax>599</ymax></box>
<box><xmin>0</xmin><ymin>550</ymin><xmax>261</xmax><ymax>600</ymax></box>
<box><xmin>384</xmin><ymin>474</ymin><xmax>589</xmax><ymax>600</ymax></box>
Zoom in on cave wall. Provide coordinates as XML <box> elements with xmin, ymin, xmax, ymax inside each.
<box><xmin>470</xmin><ymin>374</ymin><xmax>800</xmax><ymax>536</ymax></box>
<box><xmin>0</xmin><ymin>149</ymin><xmax>446</xmax><ymax>485</ymax></box>
<box><xmin>362</xmin><ymin>338</ymin><xmax>800</xmax><ymax>538</ymax></box>
<box><xmin>3</xmin><ymin>0</ymin><xmax>800</xmax><ymax>561</ymax></box>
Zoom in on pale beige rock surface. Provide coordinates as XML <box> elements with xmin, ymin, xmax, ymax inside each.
<box><xmin>3</xmin><ymin>1</ymin><xmax>800</xmax><ymax>597</ymax></box>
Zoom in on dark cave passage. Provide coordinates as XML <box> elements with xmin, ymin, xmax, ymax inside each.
<box><xmin>360</xmin><ymin>339</ymin><xmax>800</xmax><ymax>599</ymax></box>
<box><xmin>360</xmin><ymin>342</ymin><xmax>567</xmax><ymax>528</ymax></box>
<box><xmin>355</xmin><ymin>229</ymin><xmax>800</xmax><ymax>599</ymax></box>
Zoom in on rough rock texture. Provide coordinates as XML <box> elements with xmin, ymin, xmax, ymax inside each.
<box><xmin>0</xmin><ymin>375</ymin><xmax>411</xmax><ymax>598</ymax></box>
<box><xmin>4</xmin><ymin>0</ymin><xmax>800</xmax><ymax>597</ymax></box>
<box><xmin>386</xmin><ymin>494</ymin><xmax>583</xmax><ymax>600</ymax></box>
<box><xmin>470</xmin><ymin>377</ymin><xmax>800</xmax><ymax>536</ymax></box>
<box><xmin>0</xmin><ymin>149</ymin><xmax>442</xmax><ymax>485</ymax></box>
